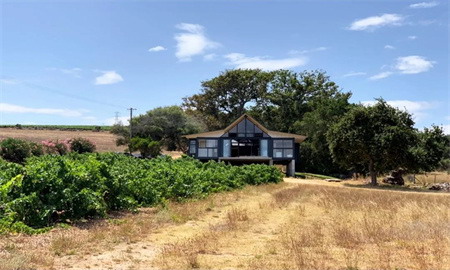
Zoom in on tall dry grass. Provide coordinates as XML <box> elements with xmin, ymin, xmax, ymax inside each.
<box><xmin>258</xmin><ymin>185</ymin><xmax>450</xmax><ymax>270</ymax></box>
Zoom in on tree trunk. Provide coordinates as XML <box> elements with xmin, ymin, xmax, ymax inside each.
<box><xmin>369</xmin><ymin>160</ymin><xmax>377</xmax><ymax>185</ymax></box>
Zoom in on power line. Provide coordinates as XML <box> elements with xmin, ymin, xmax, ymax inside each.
<box><xmin>21</xmin><ymin>81</ymin><xmax>127</xmax><ymax>109</ymax></box>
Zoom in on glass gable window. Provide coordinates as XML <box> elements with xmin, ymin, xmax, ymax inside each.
<box><xmin>226</xmin><ymin>118</ymin><xmax>265</xmax><ymax>138</ymax></box>
<box><xmin>273</xmin><ymin>139</ymin><xmax>294</xmax><ymax>158</ymax></box>
<box><xmin>197</xmin><ymin>139</ymin><xmax>218</xmax><ymax>158</ymax></box>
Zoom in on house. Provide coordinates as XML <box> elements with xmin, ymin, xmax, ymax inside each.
<box><xmin>184</xmin><ymin>114</ymin><xmax>306</xmax><ymax>176</ymax></box>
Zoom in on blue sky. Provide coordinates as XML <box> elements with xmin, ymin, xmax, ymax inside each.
<box><xmin>1</xmin><ymin>0</ymin><xmax>449</xmax><ymax>133</ymax></box>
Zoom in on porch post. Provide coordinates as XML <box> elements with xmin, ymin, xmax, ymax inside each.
<box><xmin>288</xmin><ymin>160</ymin><xmax>295</xmax><ymax>177</ymax></box>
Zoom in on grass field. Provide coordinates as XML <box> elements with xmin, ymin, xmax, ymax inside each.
<box><xmin>0</xmin><ymin>178</ymin><xmax>448</xmax><ymax>270</ymax></box>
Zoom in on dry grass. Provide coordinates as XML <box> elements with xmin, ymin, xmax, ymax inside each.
<box><xmin>411</xmin><ymin>171</ymin><xmax>450</xmax><ymax>185</ymax></box>
<box><xmin>255</xmin><ymin>184</ymin><xmax>450</xmax><ymax>270</ymax></box>
<box><xmin>0</xmin><ymin>128</ymin><xmax>121</xmax><ymax>152</ymax></box>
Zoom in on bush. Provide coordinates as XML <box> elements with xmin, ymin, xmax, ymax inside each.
<box><xmin>130</xmin><ymin>137</ymin><xmax>160</xmax><ymax>158</ymax></box>
<box><xmin>29</xmin><ymin>142</ymin><xmax>44</xmax><ymax>156</ymax></box>
<box><xmin>70</xmin><ymin>137</ymin><xmax>96</xmax><ymax>153</ymax></box>
<box><xmin>41</xmin><ymin>139</ymin><xmax>70</xmax><ymax>155</ymax></box>
<box><xmin>0</xmin><ymin>138</ymin><xmax>31</xmax><ymax>163</ymax></box>
<box><xmin>0</xmin><ymin>153</ymin><xmax>283</xmax><ymax>232</ymax></box>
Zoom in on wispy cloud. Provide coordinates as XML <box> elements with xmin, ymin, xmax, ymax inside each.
<box><xmin>395</xmin><ymin>56</ymin><xmax>434</xmax><ymax>74</ymax></box>
<box><xmin>348</xmin><ymin>14</ymin><xmax>404</xmax><ymax>31</ymax></box>
<box><xmin>384</xmin><ymin>45</ymin><xmax>395</xmax><ymax>50</ymax></box>
<box><xmin>343</xmin><ymin>71</ymin><xmax>367</xmax><ymax>77</ymax></box>
<box><xmin>369</xmin><ymin>71</ymin><xmax>393</xmax><ymax>80</ymax></box>
<box><xmin>443</xmin><ymin>125</ymin><xmax>450</xmax><ymax>135</ymax></box>
<box><xmin>94</xmin><ymin>71</ymin><xmax>124</xmax><ymax>85</ymax></box>
<box><xmin>0</xmin><ymin>103</ymin><xmax>84</xmax><ymax>117</ymax></box>
<box><xmin>0</xmin><ymin>79</ymin><xmax>20</xmax><ymax>85</ymax></box>
<box><xmin>288</xmin><ymin>47</ymin><xmax>327</xmax><ymax>55</ymax></box>
<box><xmin>203</xmin><ymin>53</ymin><xmax>217</xmax><ymax>61</ymax></box>
<box><xmin>225</xmin><ymin>53</ymin><xmax>307</xmax><ymax>71</ymax></box>
<box><xmin>174</xmin><ymin>23</ymin><xmax>220</xmax><ymax>62</ymax></box>
<box><xmin>409</xmin><ymin>1</ymin><xmax>439</xmax><ymax>8</ymax></box>
<box><xmin>148</xmin><ymin>45</ymin><xmax>166</xmax><ymax>52</ymax></box>
<box><xmin>48</xmin><ymin>67</ymin><xmax>82</xmax><ymax>78</ymax></box>
<box><xmin>61</xmin><ymin>68</ymin><xmax>82</xmax><ymax>78</ymax></box>
<box><xmin>408</xmin><ymin>35</ymin><xmax>418</xmax><ymax>40</ymax></box>
<box><xmin>362</xmin><ymin>100</ymin><xmax>436</xmax><ymax>121</ymax></box>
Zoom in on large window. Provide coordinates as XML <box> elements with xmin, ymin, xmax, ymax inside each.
<box><xmin>273</xmin><ymin>139</ymin><xmax>294</xmax><ymax>158</ymax></box>
<box><xmin>197</xmin><ymin>139</ymin><xmax>218</xmax><ymax>158</ymax></box>
<box><xmin>189</xmin><ymin>140</ymin><xmax>196</xmax><ymax>154</ymax></box>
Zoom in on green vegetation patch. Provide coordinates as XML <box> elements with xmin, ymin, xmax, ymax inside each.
<box><xmin>0</xmin><ymin>153</ymin><xmax>283</xmax><ymax>234</ymax></box>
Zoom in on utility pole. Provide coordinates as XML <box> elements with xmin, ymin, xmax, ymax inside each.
<box><xmin>114</xmin><ymin>112</ymin><xmax>119</xmax><ymax>125</ymax></box>
<box><xmin>127</xmin><ymin>108</ymin><xmax>137</xmax><ymax>138</ymax></box>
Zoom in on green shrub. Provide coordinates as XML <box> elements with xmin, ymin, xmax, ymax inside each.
<box><xmin>0</xmin><ymin>138</ymin><xmax>31</xmax><ymax>163</ymax></box>
<box><xmin>130</xmin><ymin>137</ymin><xmax>161</xmax><ymax>158</ymax></box>
<box><xmin>69</xmin><ymin>137</ymin><xmax>97</xmax><ymax>153</ymax></box>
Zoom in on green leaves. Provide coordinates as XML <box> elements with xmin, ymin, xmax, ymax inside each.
<box><xmin>0</xmin><ymin>153</ymin><xmax>283</xmax><ymax>233</ymax></box>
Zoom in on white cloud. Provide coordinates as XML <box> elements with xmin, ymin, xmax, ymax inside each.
<box><xmin>225</xmin><ymin>53</ymin><xmax>307</xmax><ymax>71</ymax></box>
<box><xmin>409</xmin><ymin>1</ymin><xmax>439</xmax><ymax>8</ymax></box>
<box><xmin>343</xmin><ymin>71</ymin><xmax>367</xmax><ymax>77</ymax></box>
<box><xmin>105</xmin><ymin>116</ymin><xmax>130</xmax><ymax>126</ymax></box>
<box><xmin>288</xmin><ymin>47</ymin><xmax>328</xmax><ymax>55</ymax></box>
<box><xmin>369</xmin><ymin>71</ymin><xmax>393</xmax><ymax>80</ymax></box>
<box><xmin>174</xmin><ymin>23</ymin><xmax>220</xmax><ymax>62</ymax></box>
<box><xmin>0</xmin><ymin>103</ymin><xmax>84</xmax><ymax>117</ymax></box>
<box><xmin>408</xmin><ymin>35</ymin><xmax>417</xmax><ymax>40</ymax></box>
<box><xmin>443</xmin><ymin>125</ymin><xmax>450</xmax><ymax>135</ymax></box>
<box><xmin>148</xmin><ymin>46</ymin><xmax>166</xmax><ymax>52</ymax></box>
<box><xmin>395</xmin><ymin>56</ymin><xmax>434</xmax><ymax>74</ymax></box>
<box><xmin>384</xmin><ymin>45</ymin><xmax>395</xmax><ymax>49</ymax></box>
<box><xmin>95</xmin><ymin>71</ymin><xmax>124</xmax><ymax>85</ymax></box>
<box><xmin>362</xmin><ymin>100</ymin><xmax>435</xmax><ymax>121</ymax></box>
<box><xmin>0</xmin><ymin>79</ymin><xmax>19</xmax><ymax>85</ymax></box>
<box><xmin>348</xmin><ymin>14</ymin><xmax>404</xmax><ymax>31</ymax></box>
<box><xmin>203</xmin><ymin>53</ymin><xmax>217</xmax><ymax>61</ymax></box>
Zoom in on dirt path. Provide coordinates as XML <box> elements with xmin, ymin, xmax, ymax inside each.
<box><xmin>52</xmin><ymin>183</ymin><xmax>295</xmax><ymax>269</ymax></box>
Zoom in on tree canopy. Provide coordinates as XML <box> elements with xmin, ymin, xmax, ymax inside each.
<box><xmin>111</xmin><ymin>106</ymin><xmax>205</xmax><ymax>152</ymax></box>
<box><xmin>327</xmin><ymin>100</ymin><xmax>448</xmax><ymax>185</ymax></box>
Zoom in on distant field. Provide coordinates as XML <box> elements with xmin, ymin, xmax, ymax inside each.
<box><xmin>0</xmin><ymin>128</ymin><xmax>122</xmax><ymax>152</ymax></box>
<box><xmin>0</xmin><ymin>125</ymin><xmax>111</xmax><ymax>131</ymax></box>
<box><xmin>0</xmin><ymin>128</ymin><xmax>184</xmax><ymax>157</ymax></box>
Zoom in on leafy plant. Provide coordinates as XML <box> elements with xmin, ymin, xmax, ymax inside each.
<box><xmin>0</xmin><ymin>138</ymin><xmax>32</xmax><ymax>163</ymax></box>
<box><xmin>69</xmin><ymin>137</ymin><xmax>97</xmax><ymax>153</ymax></box>
<box><xmin>0</xmin><ymin>153</ymin><xmax>283</xmax><ymax>233</ymax></box>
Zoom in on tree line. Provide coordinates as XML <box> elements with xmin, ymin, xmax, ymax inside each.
<box><xmin>111</xmin><ymin>69</ymin><xmax>449</xmax><ymax>185</ymax></box>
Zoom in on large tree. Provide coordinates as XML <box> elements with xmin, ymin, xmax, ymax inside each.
<box><xmin>293</xmin><ymin>93</ymin><xmax>354</xmax><ymax>175</ymax></box>
<box><xmin>251</xmin><ymin>70</ymin><xmax>343</xmax><ymax>133</ymax></box>
<box><xmin>182</xmin><ymin>69</ymin><xmax>272</xmax><ymax>130</ymax></box>
<box><xmin>111</xmin><ymin>106</ymin><xmax>204</xmax><ymax>152</ymax></box>
<box><xmin>327</xmin><ymin>100</ymin><xmax>447</xmax><ymax>185</ymax></box>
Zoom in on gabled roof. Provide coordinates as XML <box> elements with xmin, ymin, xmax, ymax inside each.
<box><xmin>184</xmin><ymin>114</ymin><xmax>307</xmax><ymax>143</ymax></box>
